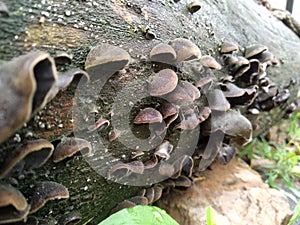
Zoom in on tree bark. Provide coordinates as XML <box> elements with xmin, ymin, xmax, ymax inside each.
<box><xmin>0</xmin><ymin>0</ymin><xmax>300</xmax><ymax>224</ymax></box>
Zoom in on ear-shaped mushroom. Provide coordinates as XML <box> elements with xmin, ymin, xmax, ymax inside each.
<box><xmin>149</xmin><ymin>43</ymin><xmax>176</xmax><ymax>64</ymax></box>
<box><xmin>172</xmin><ymin>154</ymin><xmax>194</xmax><ymax>179</ymax></box>
<box><xmin>206</xmin><ymin>89</ymin><xmax>230</xmax><ymax>111</ymax></box>
<box><xmin>202</xmin><ymin>109</ymin><xmax>253</xmax><ymax>145</ymax></box>
<box><xmin>218</xmin><ymin>145</ymin><xmax>236</xmax><ymax>164</ymax></box>
<box><xmin>128</xmin><ymin>196</ymin><xmax>148</xmax><ymax>206</ymax></box>
<box><xmin>53</xmin><ymin>51</ymin><xmax>73</xmax><ymax>65</ymax></box>
<box><xmin>174</xmin><ymin>175</ymin><xmax>193</xmax><ymax>187</ymax></box>
<box><xmin>168</xmin><ymin>38</ymin><xmax>201</xmax><ymax>62</ymax></box>
<box><xmin>164</xmin><ymin>80</ymin><xmax>200</xmax><ymax>103</ymax></box>
<box><xmin>152</xmin><ymin>185</ymin><xmax>163</xmax><ymax>203</ymax></box>
<box><xmin>148</xmin><ymin>69</ymin><xmax>178</xmax><ymax>96</ymax></box>
<box><xmin>85</xmin><ymin>44</ymin><xmax>130</xmax><ymax>82</ymax></box>
<box><xmin>144</xmin><ymin>155</ymin><xmax>159</xmax><ymax>169</ymax></box>
<box><xmin>47</xmin><ymin>69</ymin><xmax>90</xmax><ymax>101</ymax></box>
<box><xmin>0</xmin><ymin>52</ymin><xmax>57</xmax><ymax>143</ymax></box>
<box><xmin>195</xmin><ymin>77</ymin><xmax>213</xmax><ymax>92</ymax></box>
<box><xmin>159</xmin><ymin>102</ymin><xmax>179</xmax><ymax>118</ymax></box>
<box><xmin>0</xmin><ymin>184</ymin><xmax>30</xmax><ymax>224</ymax></box>
<box><xmin>27</xmin><ymin>181</ymin><xmax>69</xmax><ymax>213</ymax></box>
<box><xmin>134</xmin><ymin>108</ymin><xmax>163</xmax><ymax>124</ymax></box>
<box><xmin>87</xmin><ymin>118</ymin><xmax>110</xmax><ymax>132</ymax></box>
<box><xmin>197</xmin><ymin>106</ymin><xmax>211</xmax><ymax>123</ymax></box>
<box><xmin>109</xmin><ymin>129</ymin><xmax>122</xmax><ymax>142</ymax></box>
<box><xmin>198</xmin><ymin>130</ymin><xmax>224</xmax><ymax>171</ymax></box>
<box><xmin>159</xmin><ymin>103</ymin><xmax>179</xmax><ymax>127</ymax></box>
<box><xmin>154</xmin><ymin>141</ymin><xmax>173</xmax><ymax>160</ymax></box>
<box><xmin>143</xmin><ymin>185</ymin><xmax>163</xmax><ymax>204</ymax></box>
<box><xmin>56</xmin><ymin>69</ymin><xmax>89</xmax><ymax>91</ymax></box>
<box><xmin>110</xmin><ymin>200</ymin><xmax>136</xmax><ymax>215</ymax></box>
<box><xmin>220</xmin><ymin>41</ymin><xmax>238</xmax><ymax>54</ymax></box>
<box><xmin>187</xmin><ymin>1</ymin><xmax>202</xmax><ymax>14</ymax></box>
<box><xmin>244</xmin><ymin>44</ymin><xmax>268</xmax><ymax>59</ymax></box>
<box><xmin>53</xmin><ymin>137</ymin><xmax>92</xmax><ymax>163</ymax></box>
<box><xmin>221</xmin><ymin>83</ymin><xmax>258</xmax><ymax>106</ymax></box>
<box><xmin>144</xmin><ymin>187</ymin><xmax>155</xmax><ymax>204</ymax></box>
<box><xmin>159</xmin><ymin>161</ymin><xmax>175</xmax><ymax>177</ymax></box>
<box><xmin>200</xmin><ymin>55</ymin><xmax>222</xmax><ymax>70</ymax></box>
<box><xmin>0</xmin><ymin>139</ymin><xmax>54</xmax><ymax>178</ymax></box>
<box><xmin>175</xmin><ymin>107</ymin><xmax>200</xmax><ymax>130</ymax></box>
<box><xmin>107</xmin><ymin>161</ymin><xmax>145</xmax><ymax>180</ymax></box>
<box><xmin>0</xmin><ymin>1</ymin><xmax>9</xmax><ymax>16</ymax></box>
<box><xmin>58</xmin><ymin>211</ymin><xmax>82</xmax><ymax>225</ymax></box>
<box><xmin>255</xmin><ymin>51</ymin><xmax>274</xmax><ymax>63</ymax></box>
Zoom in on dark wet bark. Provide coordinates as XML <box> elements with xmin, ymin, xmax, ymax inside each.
<box><xmin>0</xmin><ymin>0</ymin><xmax>300</xmax><ymax>224</ymax></box>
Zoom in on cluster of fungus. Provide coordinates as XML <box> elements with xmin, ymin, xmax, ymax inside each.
<box><xmin>0</xmin><ymin>37</ymin><xmax>293</xmax><ymax>224</ymax></box>
<box><xmin>0</xmin><ymin>51</ymin><xmax>92</xmax><ymax>223</ymax></box>
<box><xmin>78</xmin><ymin>38</ymin><xmax>292</xmax><ymax>213</ymax></box>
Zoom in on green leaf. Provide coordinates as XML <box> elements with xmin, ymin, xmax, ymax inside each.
<box><xmin>206</xmin><ymin>206</ymin><xmax>217</xmax><ymax>225</ymax></box>
<box><xmin>98</xmin><ymin>206</ymin><xmax>179</xmax><ymax>225</ymax></box>
<box><xmin>288</xmin><ymin>200</ymin><xmax>300</xmax><ymax>225</ymax></box>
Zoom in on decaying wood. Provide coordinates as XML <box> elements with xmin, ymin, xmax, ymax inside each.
<box><xmin>0</xmin><ymin>0</ymin><xmax>300</xmax><ymax>224</ymax></box>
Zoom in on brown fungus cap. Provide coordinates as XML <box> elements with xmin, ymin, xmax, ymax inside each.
<box><xmin>56</xmin><ymin>69</ymin><xmax>90</xmax><ymax>91</ymax></box>
<box><xmin>159</xmin><ymin>102</ymin><xmax>179</xmax><ymax>119</ymax></box>
<box><xmin>85</xmin><ymin>43</ymin><xmax>130</xmax><ymax>82</ymax></box>
<box><xmin>154</xmin><ymin>140</ymin><xmax>173</xmax><ymax>160</ymax></box>
<box><xmin>53</xmin><ymin>137</ymin><xmax>92</xmax><ymax>163</ymax></box>
<box><xmin>134</xmin><ymin>108</ymin><xmax>163</xmax><ymax>124</ymax></box>
<box><xmin>198</xmin><ymin>130</ymin><xmax>224</xmax><ymax>171</ymax></box>
<box><xmin>110</xmin><ymin>200</ymin><xmax>136</xmax><ymax>215</ymax></box>
<box><xmin>168</xmin><ymin>38</ymin><xmax>201</xmax><ymax>62</ymax></box>
<box><xmin>203</xmin><ymin>109</ymin><xmax>252</xmax><ymax>145</ymax></box>
<box><xmin>164</xmin><ymin>80</ymin><xmax>200</xmax><ymax>103</ymax></box>
<box><xmin>107</xmin><ymin>161</ymin><xmax>145</xmax><ymax>180</ymax></box>
<box><xmin>220</xmin><ymin>41</ymin><xmax>239</xmax><ymax>53</ymax></box>
<box><xmin>218</xmin><ymin>145</ymin><xmax>236</xmax><ymax>165</ymax></box>
<box><xmin>128</xmin><ymin>196</ymin><xmax>148</xmax><ymax>206</ymax></box>
<box><xmin>87</xmin><ymin>118</ymin><xmax>110</xmax><ymax>132</ymax></box>
<box><xmin>171</xmin><ymin>154</ymin><xmax>192</xmax><ymax>179</ymax></box>
<box><xmin>159</xmin><ymin>162</ymin><xmax>175</xmax><ymax>177</ymax></box>
<box><xmin>0</xmin><ymin>1</ymin><xmax>9</xmax><ymax>16</ymax></box>
<box><xmin>175</xmin><ymin>107</ymin><xmax>200</xmax><ymax>130</ymax></box>
<box><xmin>149</xmin><ymin>43</ymin><xmax>177</xmax><ymax>64</ymax></box>
<box><xmin>144</xmin><ymin>155</ymin><xmax>159</xmax><ymax>169</ymax></box>
<box><xmin>0</xmin><ymin>139</ymin><xmax>54</xmax><ymax>178</ymax></box>
<box><xmin>206</xmin><ymin>89</ymin><xmax>230</xmax><ymax>111</ymax></box>
<box><xmin>255</xmin><ymin>51</ymin><xmax>274</xmax><ymax>63</ymax></box>
<box><xmin>28</xmin><ymin>181</ymin><xmax>69</xmax><ymax>213</ymax></box>
<box><xmin>174</xmin><ymin>175</ymin><xmax>193</xmax><ymax>188</ymax></box>
<box><xmin>187</xmin><ymin>1</ymin><xmax>202</xmax><ymax>14</ymax></box>
<box><xmin>0</xmin><ymin>51</ymin><xmax>57</xmax><ymax>143</ymax></box>
<box><xmin>148</xmin><ymin>69</ymin><xmax>178</xmax><ymax>96</ymax></box>
<box><xmin>0</xmin><ymin>184</ymin><xmax>30</xmax><ymax>224</ymax></box>
<box><xmin>195</xmin><ymin>77</ymin><xmax>213</xmax><ymax>90</ymax></box>
<box><xmin>200</xmin><ymin>55</ymin><xmax>222</xmax><ymax>70</ymax></box>
<box><xmin>220</xmin><ymin>83</ymin><xmax>245</xmax><ymax>98</ymax></box>
<box><xmin>152</xmin><ymin>185</ymin><xmax>163</xmax><ymax>203</ymax></box>
<box><xmin>144</xmin><ymin>187</ymin><xmax>155</xmax><ymax>204</ymax></box>
<box><xmin>197</xmin><ymin>106</ymin><xmax>211</xmax><ymax>123</ymax></box>
<box><xmin>244</xmin><ymin>44</ymin><xmax>268</xmax><ymax>59</ymax></box>
<box><xmin>53</xmin><ymin>51</ymin><xmax>73</xmax><ymax>65</ymax></box>
<box><xmin>58</xmin><ymin>211</ymin><xmax>82</xmax><ymax>225</ymax></box>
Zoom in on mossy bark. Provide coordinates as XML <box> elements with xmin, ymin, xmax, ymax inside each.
<box><xmin>0</xmin><ymin>0</ymin><xmax>300</xmax><ymax>224</ymax></box>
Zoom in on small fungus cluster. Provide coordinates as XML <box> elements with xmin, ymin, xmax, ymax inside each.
<box><xmin>0</xmin><ymin>51</ymin><xmax>91</xmax><ymax>223</ymax></box>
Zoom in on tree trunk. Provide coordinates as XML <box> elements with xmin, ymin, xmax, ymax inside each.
<box><xmin>0</xmin><ymin>0</ymin><xmax>300</xmax><ymax>224</ymax></box>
